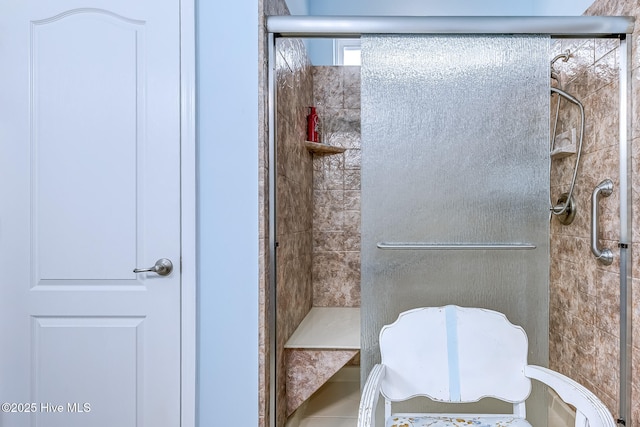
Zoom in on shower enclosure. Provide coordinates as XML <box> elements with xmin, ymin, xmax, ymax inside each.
<box><xmin>267</xmin><ymin>15</ymin><xmax>633</xmax><ymax>427</ymax></box>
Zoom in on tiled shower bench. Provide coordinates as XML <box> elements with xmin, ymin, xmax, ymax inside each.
<box><xmin>284</xmin><ymin>307</ymin><xmax>360</xmax><ymax>415</ymax></box>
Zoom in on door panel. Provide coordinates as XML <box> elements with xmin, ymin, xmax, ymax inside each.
<box><xmin>32</xmin><ymin>11</ymin><xmax>141</xmax><ymax>282</ymax></box>
<box><xmin>360</xmin><ymin>35</ymin><xmax>550</xmax><ymax>425</ymax></box>
<box><xmin>33</xmin><ymin>317</ymin><xmax>142</xmax><ymax>426</ymax></box>
<box><xmin>0</xmin><ymin>2</ymin><xmax>181</xmax><ymax>426</ymax></box>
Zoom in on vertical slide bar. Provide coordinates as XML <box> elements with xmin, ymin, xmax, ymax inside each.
<box><xmin>267</xmin><ymin>32</ymin><xmax>278</xmax><ymax>427</ymax></box>
<box><xmin>618</xmin><ymin>34</ymin><xmax>632</xmax><ymax>427</ymax></box>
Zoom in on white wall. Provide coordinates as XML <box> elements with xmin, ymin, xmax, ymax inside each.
<box><xmin>286</xmin><ymin>0</ymin><xmax>309</xmax><ymax>15</ymax></box>
<box><xmin>305</xmin><ymin>0</ymin><xmax>592</xmax><ymax>15</ymax></box>
<box><xmin>196</xmin><ymin>0</ymin><xmax>259</xmax><ymax>426</ymax></box>
<box><xmin>308</xmin><ymin>0</ymin><xmax>535</xmax><ymax>16</ymax></box>
<box><xmin>533</xmin><ymin>0</ymin><xmax>593</xmax><ymax>15</ymax></box>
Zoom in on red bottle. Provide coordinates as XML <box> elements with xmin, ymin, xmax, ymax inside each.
<box><xmin>307</xmin><ymin>107</ymin><xmax>319</xmax><ymax>142</ymax></box>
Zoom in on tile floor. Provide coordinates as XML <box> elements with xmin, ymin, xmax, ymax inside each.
<box><xmin>286</xmin><ymin>367</ymin><xmax>574</xmax><ymax>427</ymax></box>
<box><xmin>287</xmin><ymin>366</ymin><xmax>360</xmax><ymax>427</ymax></box>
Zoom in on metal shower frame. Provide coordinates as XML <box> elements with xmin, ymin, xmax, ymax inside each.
<box><xmin>266</xmin><ymin>15</ymin><xmax>634</xmax><ymax>427</ymax></box>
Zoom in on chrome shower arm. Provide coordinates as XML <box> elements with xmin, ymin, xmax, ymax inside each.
<box><xmin>551</xmin><ymin>51</ymin><xmax>571</xmax><ymax>66</ymax></box>
<box><xmin>550</xmin><ymin>87</ymin><xmax>581</xmax><ymax>105</ymax></box>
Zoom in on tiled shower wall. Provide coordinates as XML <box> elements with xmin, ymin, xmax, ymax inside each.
<box><xmin>550</xmin><ymin>0</ymin><xmax>640</xmax><ymax>423</ymax></box>
<box><xmin>258</xmin><ymin>0</ymin><xmax>315</xmax><ymax>426</ymax></box>
<box><xmin>274</xmin><ymin>36</ymin><xmax>315</xmax><ymax>340</ymax></box>
<box><xmin>275</xmin><ymin>38</ymin><xmax>317</xmax><ymax>427</ymax></box>
<box><xmin>311</xmin><ymin>66</ymin><xmax>362</xmax><ymax>307</ymax></box>
<box><xmin>549</xmin><ymin>35</ymin><xmax>623</xmax><ymax>416</ymax></box>
<box><xmin>274</xmin><ymin>39</ymin><xmax>316</xmax><ymax>427</ymax></box>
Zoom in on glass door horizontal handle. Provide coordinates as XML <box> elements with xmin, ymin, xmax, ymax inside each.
<box><xmin>376</xmin><ymin>242</ymin><xmax>537</xmax><ymax>250</ymax></box>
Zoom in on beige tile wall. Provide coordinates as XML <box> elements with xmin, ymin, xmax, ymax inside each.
<box><xmin>311</xmin><ymin>66</ymin><xmax>362</xmax><ymax>307</ymax></box>
<box><xmin>259</xmin><ymin>48</ymin><xmax>362</xmax><ymax>427</ymax></box>
<box><xmin>258</xmin><ymin>1</ymin><xmax>316</xmax><ymax>426</ymax></box>
<box><xmin>273</xmin><ymin>38</ymin><xmax>316</xmax><ymax>427</ymax></box>
<box><xmin>550</xmin><ymin>0</ymin><xmax>640</xmax><ymax>423</ymax></box>
<box><xmin>549</xmin><ymin>36</ymin><xmax>621</xmax><ymax>413</ymax></box>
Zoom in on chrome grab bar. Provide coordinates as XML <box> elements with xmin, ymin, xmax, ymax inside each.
<box><xmin>377</xmin><ymin>243</ymin><xmax>536</xmax><ymax>250</ymax></box>
<box><xmin>591</xmin><ymin>179</ymin><xmax>614</xmax><ymax>265</ymax></box>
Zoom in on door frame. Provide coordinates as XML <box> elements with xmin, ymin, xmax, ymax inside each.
<box><xmin>180</xmin><ymin>0</ymin><xmax>196</xmax><ymax>425</ymax></box>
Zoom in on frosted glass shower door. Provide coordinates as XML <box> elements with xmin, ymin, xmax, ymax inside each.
<box><xmin>361</xmin><ymin>35</ymin><xmax>550</xmax><ymax>422</ymax></box>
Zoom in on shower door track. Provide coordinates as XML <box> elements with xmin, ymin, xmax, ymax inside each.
<box><xmin>266</xmin><ymin>15</ymin><xmax>634</xmax><ymax>427</ymax></box>
<box><xmin>267</xmin><ymin>15</ymin><xmax>633</xmax><ymax>37</ymax></box>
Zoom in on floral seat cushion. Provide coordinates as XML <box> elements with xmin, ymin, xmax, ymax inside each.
<box><xmin>386</xmin><ymin>415</ymin><xmax>532</xmax><ymax>427</ymax></box>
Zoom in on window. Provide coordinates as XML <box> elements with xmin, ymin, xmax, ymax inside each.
<box><xmin>333</xmin><ymin>39</ymin><xmax>361</xmax><ymax>66</ymax></box>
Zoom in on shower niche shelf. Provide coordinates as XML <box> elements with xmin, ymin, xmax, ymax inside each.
<box><xmin>551</xmin><ymin>128</ymin><xmax>576</xmax><ymax>159</ymax></box>
<box><xmin>305</xmin><ymin>141</ymin><xmax>346</xmax><ymax>155</ymax></box>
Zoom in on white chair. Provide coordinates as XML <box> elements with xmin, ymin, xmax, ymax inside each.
<box><xmin>358</xmin><ymin>305</ymin><xmax>615</xmax><ymax>427</ymax></box>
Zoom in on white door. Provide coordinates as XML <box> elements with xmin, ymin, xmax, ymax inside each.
<box><xmin>0</xmin><ymin>1</ymin><xmax>182</xmax><ymax>426</ymax></box>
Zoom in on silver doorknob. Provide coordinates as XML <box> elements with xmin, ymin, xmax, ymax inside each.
<box><xmin>133</xmin><ymin>258</ymin><xmax>173</xmax><ymax>276</ymax></box>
